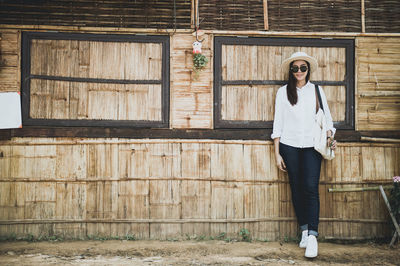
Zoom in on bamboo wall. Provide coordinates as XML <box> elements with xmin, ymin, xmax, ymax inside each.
<box><xmin>0</xmin><ymin>139</ymin><xmax>398</xmax><ymax>240</ymax></box>
<box><xmin>1</xmin><ymin>0</ymin><xmax>399</xmax><ymax>33</ymax></box>
<box><xmin>0</xmin><ymin>27</ymin><xmax>399</xmax><ymax>240</ymax></box>
<box><xmin>356</xmin><ymin>37</ymin><xmax>400</xmax><ymax>130</ymax></box>
<box><xmin>0</xmin><ymin>0</ymin><xmax>192</xmax><ymax>29</ymax></box>
<box><xmin>29</xmin><ymin>39</ymin><xmax>162</xmax><ymax>121</ymax></box>
<box><xmin>0</xmin><ymin>30</ymin><xmax>20</xmax><ymax>92</ymax></box>
<box><xmin>221</xmin><ymin>45</ymin><xmax>346</xmax><ymax>122</ymax></box>
<box><xmin>170</xmin><ymin>33</ymin><xmax>213</xmax><ymax>128</ymax></box>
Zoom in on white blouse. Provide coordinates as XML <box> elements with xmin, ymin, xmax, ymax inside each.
<box><xmin>271</xmin><ymin>81</ymin><xmax>336</xmax><ymax>148</ymax></box>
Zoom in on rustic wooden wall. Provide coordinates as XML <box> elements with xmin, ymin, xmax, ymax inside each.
<box><xmin>0</xmin><ymin>0</ymin><xmax>192</xmax><ymax>29</ymax></box>
<box><xmin>170</xmin><ymin>33</ymin><xmax>213</xmax><ymax>128</ymax></box>
<box><xmin>4</xmin><ymin>29</ymin><xmax>399</xmax><ymax>130</ymax></box>
<box><xmin>356</xmin><ymin>37</ymin><xmax>400</xmax><ymax>130</ymax></box>
<box><xmin>0</xmin><ymin>138</ymin><xmax>397</xmax><ymax>240</ymax></box>
<box><xmin>0</xmin><ymin>27</ymin><xmax>399</xmax><ymax>240</ymax></box>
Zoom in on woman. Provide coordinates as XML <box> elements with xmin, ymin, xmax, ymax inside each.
<box><xmin>271</xmin><ymin>51</ymin><xmax>337</xmax><ymax>258</ymax></box>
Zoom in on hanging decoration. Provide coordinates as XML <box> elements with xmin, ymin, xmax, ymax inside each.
<box><xmin>192</xmin><ymin>0</ymin><xmax>208</xmax><ymax>80</ymax></box>
<box><xmin>192</xmin><ymin>39</ymin><xmax>208</xmax><ymax>80</ymax></box>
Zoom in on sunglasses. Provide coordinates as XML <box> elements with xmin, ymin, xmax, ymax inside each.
<box><xmin>291</xmin><ymin>65</ymin><xmax>308</xmax><ymax>73</ymax></box>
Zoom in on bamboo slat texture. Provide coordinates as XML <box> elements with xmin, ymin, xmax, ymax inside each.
<box><xmin>267</xmin><ymin>0</ymin><xmax>362</xmax><ymax>32</ymax></box>
<box><xmin>0</xmin><ymin>0</ymin><xmax>191</xmax><ymax>29</ymax></box>
<box><xmin>0</xmin><ymin>1</ymin><xmax>399</xmax><ymax>33</ymax></box>
<box><xmin>221</xmin><ymin>46</ymin><xmax>346</xmax><ymax>122</ymax></box>
<box><xmin>170</xmin><ymin>33</ymin><xmax>213</xmax><ymax>128</ymax></box>
<box><xmin>356</xmin><ymin>37</ymin><xmax>400</xmax><ymax>130</ymax></box>
<box><xmin>200</xmin><ymin>0</ymin><xmax>363</xmax><ymax>32</ymax></box>
<box><xmin>0</xmin><ymin>29</ymin><xmax>20</xmax><ymax>92</ymax></box>
<box><xmin>199</xmin><ymin>0</ymin><xmax>265</xmax><ymax>31</ymax></box>
<box><xmin>30</xmin><ymin>80</ymin><xmax>162</xmax><ymax>121</ymax></box>
<box><xmin>29</xmin><ymin>39</ymin><xmax>162</xmax><ymax>121</ymax></box>
<box><xmin>0</xmin><ymin>138</ymin><xmax>398</xmax><ymax>240</ymax></box>
<box><xmin>30</xmin><ymin>40</ymin><xmax>162</xmax><ymax>80</ymax></box>
<box><xmin>365</xmin><ymin>0</ymin><xmax>400</xmax><ymax>33</ymax></box>
<box><xmin>0</xmin><ymin>28</ymin><xmax>399</xmax><ymax>240</ymax></box>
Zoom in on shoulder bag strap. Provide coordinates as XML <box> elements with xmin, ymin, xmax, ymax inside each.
<box><xmin>314</xmin><ymin>84</ymin><xmax>324</xmax><ymax>112</ymax></box>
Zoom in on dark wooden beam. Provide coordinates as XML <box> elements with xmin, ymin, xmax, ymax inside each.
<box><xmin>1</xmin><ymin>127</ymin><xmax>398</xmax><ymax>142</ymax></box>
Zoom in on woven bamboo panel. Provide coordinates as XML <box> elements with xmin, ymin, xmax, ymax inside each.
<box><xmin>365</xmin><ymin>0</ymin><xmax>400</xmax><ymax>33</ymax></box>
<box><xmin>29</xmin><ymin>38</ymin><xmax>163</xmax><ymax>121</ymax></box>
<box><xmin>221</xmin><ymin>85</ymin><xmax>278</xmax><ymax>121</ymax></box>
<box><xmin>30</xmin><ymin>79</ymin><xmax>162</xmax><ymax>120</ymax></box>
<box><xmin>221</xmin><ymin>85</ymin><xmax>346</xmax><ymax>122</ymax></box>
<box><xmin>31</xmin><ymin>40</ymin><xmax>162</xmax><ymax>80</ymax></box>
<box><xmin>221</xmin><ymin>45</ymin><xmax>347</xmax><ymax>122</ymax></box>
<box><xmin>0</xmin><ymin>29</ymin><xmax>20</xmax><ymax>92</ymax></box>
<box><xmin>267</xmin><ymin>0</ymin><xmax>362</xmax><ymax>32</ymax></box>
<box><xmin>0</xmin><ymin>0</ymin><xmax>191</xmax><ymax>29</ymax></box>
<box><xmin>222</xmin><ymin>46</ymin><xmax>346</xmax><ymax>82</ymax></box>
<box><xmin>356</xmin><ymin>37</ymin><xmax>400</xmax><ymax>130</ymax></box>
<box><xmin>199</xmin><ymin>0</ymin><xmax>265</xmax><ymax>31</ymax></box>
<box><xmin>0</xmin><ymin>138</ymin><xmax>398</xmax><ymax>240</ymax></box>
<box><xmin>0</xmin><ymin>0</ymin><xmax>398</xmax><ymax>33</ymax></box>
<box><xmin>200</xmin><ymin>0</ymin><xmax>362</xmax><ymax>32</ymax></box>
<box><xmin>170</xmin><ymin>33</ymin><xmax>213</xmax><ymax>129</ymax></box>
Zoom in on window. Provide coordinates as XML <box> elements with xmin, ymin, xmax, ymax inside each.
<box><xmin>22</xmin><ymin>32</ymin><xmax>170</xmax><ymax>128</ymax></box>
<box><xmin>214</xmin><ymin>37</ymin><xmax>354</xmax><ymax>130</ymax></box>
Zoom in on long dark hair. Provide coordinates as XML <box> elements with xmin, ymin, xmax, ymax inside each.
<box><xmin>286</xmin><ymin>61</ymin><xmax>311</xmax><ymax>105</ymax></box>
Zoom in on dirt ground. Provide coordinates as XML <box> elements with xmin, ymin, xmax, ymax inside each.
<box><xmin>0</xmin><ymin>239</ymin><xmax>399</xmax><ymax>265</ymax></box>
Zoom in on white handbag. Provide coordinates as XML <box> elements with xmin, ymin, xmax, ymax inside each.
<box><xmin>314</xmin><ymin>85</ymin><xmax>335</xmax><ymax>160</ymax></box>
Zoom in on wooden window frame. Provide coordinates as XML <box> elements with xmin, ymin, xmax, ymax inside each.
<box><xmin>21</xmin><ymin>31</ymin><xmax>170</xmax><ymax>128</ymax></box>
<box><xmin>213</xmin><ymin>36</ymin><xmax>355</xmax><ymax>130</ymax></box>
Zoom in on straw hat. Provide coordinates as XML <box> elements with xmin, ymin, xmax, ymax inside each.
<box><xmin>281</xmin><ymin>51</ymin><xmax>318</xmax><ymax>80</ymax></box>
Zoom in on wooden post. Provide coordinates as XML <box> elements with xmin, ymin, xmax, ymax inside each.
<box><xmin>263</xmin><ymin>0</ymin><xmax>269</xmax><ymax>30</ymax></box>
<box><xmin>379</xmin><ymin>185</ymin><xmax>400</xmax><ymax>247</ymax></box>
<box><xmin>360</xmin><ymin>137</ymin><xmax>400</xmax><ymax>143</ymax></box>
<box><xmin>194</xmin><ymin>0</ymin><xmax>199</xmax><ymax>29</ymax></box>
<box><xmin>191</xmin><ymin>0</ymin><xmax>195</xmax><ymax>29</ymax></box>
<box><xmin>328</xmin><ymin>186</ymin><xmax>392</xmax><ymax>193</ymax></box>
<box><xmin>361</xmin><ymin>0</ymin><xmax>366</xmax><ymax>33</ymax></box>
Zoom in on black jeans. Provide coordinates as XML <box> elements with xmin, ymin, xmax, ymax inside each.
<box><xmin>279</xmin><ymin>142</ymin><xmax>322</xmax><ymax>236</ymax></box>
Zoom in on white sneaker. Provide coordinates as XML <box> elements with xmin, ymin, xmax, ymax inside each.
<box><xmin>299</xmin><ymin>230</ymin><xmax>308</xmax><ymax>248</ymax></box>
<box><xmin>305</xmin><ymin>235</ymin><xmax>318</xmax><ymax>258</ymax></box>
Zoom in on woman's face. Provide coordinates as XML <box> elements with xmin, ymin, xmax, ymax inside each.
<box><xmin>291</xmin><ymin>60</ymin><xmax>308</xmax><ymax>83</ymax></box>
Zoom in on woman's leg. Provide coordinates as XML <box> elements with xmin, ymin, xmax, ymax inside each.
<box><xmin>301</xmin><ymin>148</ymin><xmax>322</xmax><ymax>236</ymax></box>
<box><xmin>279</xmin><ymin>143</ymin><xmax>307</xmax><ymax>228</ymax></box>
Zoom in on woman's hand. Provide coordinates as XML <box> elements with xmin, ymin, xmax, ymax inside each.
<box><xmin>276</xmin><ymin>154</ymin><xmax>287</xmax><ymax>172</ymax></box>
<box><xmin>273</xmin><ymin>138</ymin><xmax>286</xmax><ymax>172</ymax></box>
<box><xmin>327</xmin><ymin>137</ymin><xmax>337</xmax><ymax>150</ymax></box>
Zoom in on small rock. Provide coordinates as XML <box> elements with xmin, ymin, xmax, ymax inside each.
<box><xmin>142</xmin><ymin>256</ymin><xmax>162</xmax><ymax>262</ymax></box>
<box><xmin>7</xmin><ymin>251</ymin><xmax>16</xmax><ymax>256</ymax></box>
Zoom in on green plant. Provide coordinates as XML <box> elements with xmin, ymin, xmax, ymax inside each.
<box><xmin>25</xmin><ymin>234</ymin><xmax>35</xmax><ymax>242</ymax></box>
<box><xmin>192</xmin><ymin>53</ymin><xmax>208</xmax><ymax>79</ymax></box>
<box><xmin>196</xmin><ymin>235</ymin><xmax>206</xmax><ymax>241</ymax></box>
<box><xmin>224</xmin><ymin>237</ymin><xmax>232</xmax><ymax>242</ymax></box>
<box><xmin>216</xmin><ymin>232</ymin><xmax>226</xmax><ymax>240</ymax></box>
<box><xmin>125</xmin><ymin>234</ymin><xmax>136</xmax><ymax>241</ymax></box>
<box><xmin>0</xmin><ymin>233</ymin><xmax>16</xmax><ymax>241</ymax></box>
<box><xmin>239</xmin><ymin>228</ymin><xmax>251</xmax><ymax>242</ymax></box>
